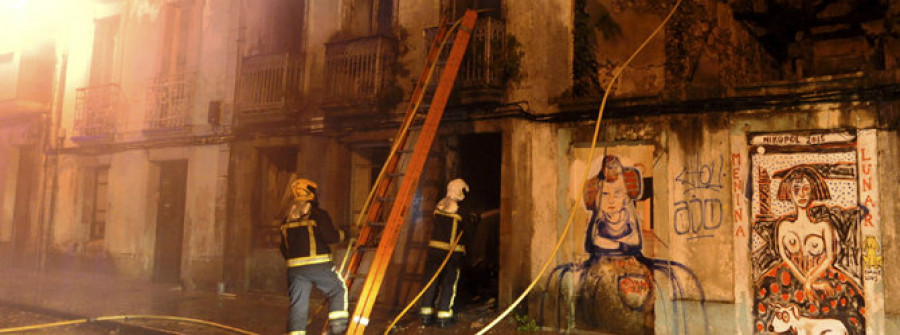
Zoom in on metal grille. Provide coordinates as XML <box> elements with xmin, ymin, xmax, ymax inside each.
<box><xmin>323</xmin><ymin>35</ymin><xmax>397</xmax><ymax>105</ymax></box>
<box><xmin>145</xmin><ymin>72</ymin><xmax>194</xmax><ymax>130</ymax></box>
<box><xmin>74</xmin><ymin>84</ymin><xmax>121</xmax><ymax>139</ymax></box>
<box><xmin>426</xmin><ymin>17</ymin><xmax>506</xmax><ymax>89</ymax></box>
<box><xmin>236</xmin><ymin>52</ymin><xmax>305</xmax><ymax>114</ymax></box>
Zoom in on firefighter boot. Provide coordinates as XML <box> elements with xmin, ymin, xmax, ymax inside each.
<box><xmin>437</xmin><ymin>317</ymin><xmax>454</xmax><ymax>328</ymax></box>
<box><xmin>330</xmin><ymin>318</ymin><xmax>348</xmax><ymax>335</ymax></box>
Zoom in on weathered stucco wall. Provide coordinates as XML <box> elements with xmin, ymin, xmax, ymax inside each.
<box><xmin>304</xmin><ymin>0</ymin><xmax>341</xmax><ymax>108</ymax></box>
<box><xmin>506</xmin><ymin>0</ymin><xmax>572</xmax><ymax>108</ymax></box>
<box><xmin>879</xmin><ymin>102</ymin><xmax>900</xmax><ymax>321</ymax></box>
<box><xmin>181</xmin><ymin>146</ymin><xmax>226</xmax><ymax>288</ymax></box>
<box><xmin>666</xmin><ymin>115</ymin><xmax>733</xmax><ymax>302</ymax></box>
<box><xmin>106</xmin><ymin>150</ymin><xmax>153</xmax><ymax>278</ymax></box>
<box><xmin>590</xmin><ymin>0</ymin><xmax>667</xmax><ymax>98</ymax></box>
<box><xmin>499</xmin><ymin>118</ymin><xmax>535</xmax><ymax>304</ymax></box>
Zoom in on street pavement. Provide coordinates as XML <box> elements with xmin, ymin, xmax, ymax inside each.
<box><xmin>0</xmin><ymin>268</ymin><xmax>539</xmax><ymax>334</ymax></box>
<box><xmin>0</xmin><ymin>268</ymin><xmax>286</xmax><ymax>334</ymax></box>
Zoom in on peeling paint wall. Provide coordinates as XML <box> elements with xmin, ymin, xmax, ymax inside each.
<box><xmin>666</xmin><ymin>115</ymin><xmax>733</xmax><ymax>302</ymax></box>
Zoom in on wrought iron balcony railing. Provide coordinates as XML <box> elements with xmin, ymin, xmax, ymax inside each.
<box><xmin>145</xmin><ymin>72</ymin><xmax>194</xmax><ymax>132</ymax></box>
<box><xmin>322</xmin><ymin>35</ymin><xmax>398</xmax><ymax>111</ymax></box>
<box><xmin>74</xmin><ymin>83</ymin><xmax>121</xmax><ymax>140</ymax></box>
<box><xmin>236</xmin><ymin>52</ymin><xmax>305</xmax><ymax>125</ymax></box>
<box><xmin>426</xmin><ymin>17</ymin><xmax>507</xmax><ymax>104</ymax></box>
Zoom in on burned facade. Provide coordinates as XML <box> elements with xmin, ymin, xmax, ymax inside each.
<box><xmin>0</xmin><ymin>0</ymin><xmax>899</xmax><ymax>333</ymax></box>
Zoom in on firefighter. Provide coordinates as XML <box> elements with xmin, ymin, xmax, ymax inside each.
<box><xmin>280</xmin><ymin>178</ymin><xmax>348</xmax><ymax>335</ymax></box>
<box><xmin>419</xmin><ymin>178</ymin><xmax>478</xmax><ymax>328</ymax></box>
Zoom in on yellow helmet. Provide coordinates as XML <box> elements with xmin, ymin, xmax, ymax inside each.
<box><xmin>291</xmin><ymin>178</ymin><xmax>318</xmax><ymax>202</ymax></box>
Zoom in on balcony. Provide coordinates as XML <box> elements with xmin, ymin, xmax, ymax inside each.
<box><xmin>73</xmin><ymin>84</ymin><xmax>121</xmax><ymax>142</ymax></box>
<box><xmin>235</xmin><ymin>52</ymin><xmax>305</xmax><ymax>128</ymax></box>
<box><xmin>322</xmin><ymin>35</ymin><xmax>398</xmax><ymax>115</ymax></box>
<box><xmin>144</xmin><ymin>73</ymin><xmax>194</xmax><ymax>134</ymax></box>
<box><xmin>426</xmin><ymin>16</ymin><xmax>507</xmax><ymax>105</ymax></box>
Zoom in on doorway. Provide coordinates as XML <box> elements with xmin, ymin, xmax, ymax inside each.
<box><xmin>457</xmin><ymin>133</ymin><xmax>501</xmax><ymax>304</ymax></box>
<box><xmin>153</xmin><ymin>160</ymin><xmax>188</xmax><ymax>283</ymax></box>
<box><xmin>12</xmin><ymin>147</ymin><xmax>37</xmax><ymax>268</ymax></box>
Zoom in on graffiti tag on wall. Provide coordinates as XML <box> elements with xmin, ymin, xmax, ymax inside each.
<box><xmin>673</xmin><ymin>155</ymin><xmax>725</xmax><ymax>240</ymax></box>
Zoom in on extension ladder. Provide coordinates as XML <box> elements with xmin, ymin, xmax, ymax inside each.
<box><xmin>342</xmin><ymin>10</ymin><xmax>478</xmax><ymax>335</ymax></box>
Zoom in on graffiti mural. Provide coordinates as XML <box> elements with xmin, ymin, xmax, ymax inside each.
<box><xmin>750</xmin><ymin>132</ymin><xmax>867</xmax><ymax>334</ymax></box>
<box><xmin>543</xmin><ymin>146</ymin><xmax>705</xmax><ymax>335</ymax></box>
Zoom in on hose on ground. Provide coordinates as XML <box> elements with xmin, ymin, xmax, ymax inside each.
<box><xmin>0</xmin><ymin>314</ymin><xmax>258</xmax><ymax>334</ymax></box>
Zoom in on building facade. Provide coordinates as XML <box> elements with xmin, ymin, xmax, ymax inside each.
<box><xmin>1</xmin><ymin>0</ymin><xmax>898</xmax><ymax>333</ymax></box>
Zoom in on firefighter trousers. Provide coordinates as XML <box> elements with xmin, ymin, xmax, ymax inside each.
<box><xmin>419</xmin><ymin>248</ymin><xmax>464</xmax><ymax>321</ymax></box>
<box><xmin>287</xmin><ymin>262</ymin><xmax>348</xmax><ymax>333</ymax></box>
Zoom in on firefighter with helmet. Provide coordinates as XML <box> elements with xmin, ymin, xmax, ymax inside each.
<box><xmin>419</xmin><ymin>178</ymin><xmax>479</xmax><ymax>327</ymax></box>
<box><xmin>280</xmin><ymin>178</ymin><xmax>348</xmax><ymax>335</ymax></box>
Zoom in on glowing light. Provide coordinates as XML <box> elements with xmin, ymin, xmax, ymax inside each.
<box><xmin>0</xmin><ymin>0</ymin><xmax>88</xmax><ymax>53</ymax></box>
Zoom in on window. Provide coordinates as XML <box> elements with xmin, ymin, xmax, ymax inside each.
<box><xmin>161</xmin><ymin>3</ymin><xmax>192</xmax><ymax>75</ymax></box>
<box><xmin>90</xmin><ymin>15</ymin><xmax>120</xmax><ymax>85</ymax></box>
<box><xmin>253</xmin><ymin>148</ymin><xmax>298</xmax><ymax>249</ymax></box>
<box><xmin>345</xmin><ymin>0</ymin><xmax>394</xmax><ymax>36</ymax></box>
<box><xmin>443</xmin><ymin>0</ymin><xmax>501</xmax><ymax>19</ymax></box>
<box><xmin>83</xmin><ymin>167</ymin><xmax>110</xmax><ymax>240</ymax></box>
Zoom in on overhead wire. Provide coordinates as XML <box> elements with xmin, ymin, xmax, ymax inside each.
<box><xmin>474</xmin><ymin>0</ymin><xmax>684</xmax><ymax>333</ymax></box>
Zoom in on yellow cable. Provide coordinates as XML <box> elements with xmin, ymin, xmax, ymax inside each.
<box><xmin>340</xmin><ymin>18</ymin><xmax>463</xmax><ymax>277</ymax></box>
<box><xmin>0</xmin><ymin>314</ymin><xmax>258</xmax><ymax>334</ymax></box>
<box><xmin>475</xmin><ymin>1</ymin><xmax>683</xmax><ymax>333</ymax></box>
<box><xmin>383</xmin><ymin>231</ymin><xmax>465</xmax><ymax>335</ymax></box>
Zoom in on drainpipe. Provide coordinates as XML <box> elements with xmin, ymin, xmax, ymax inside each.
<box><xmin>222</xmin><ymin>0</ymin><xmax>246</xmax><ymax>292</ymax></box>
<box><xmin>38</xmin><ymin>22</ymin><xmax>70</xmax><ymax>272</ymax></box>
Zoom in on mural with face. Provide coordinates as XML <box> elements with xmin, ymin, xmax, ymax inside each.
<box><xmin>543</xmin><ymin>150</ymin><xmax>705</xmax><ymax>335</ymax></box>
<box><xmin>584</xmin><ymin>155</ymin><xmax>643</xmax><ymax>256</ymax></box>
<box><xmin>750</xmin><ymin>133</ymin><xmax>867</xmax><ymax>335</ymax></box>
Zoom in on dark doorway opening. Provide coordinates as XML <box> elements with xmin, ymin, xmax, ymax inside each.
<box><xmin>457</xmin><ymin>133</ymin><xmax>501</xmax><ymax>305</ymax></box>
<box><xmin>12</xmin><ymin>147</ymin><xmax>37</xmax><ymax>268</ymax></box>
<box><xmin>153</xmin><ymin>160</ymin><xmax>188</xmax><ymax>284</ymax></box>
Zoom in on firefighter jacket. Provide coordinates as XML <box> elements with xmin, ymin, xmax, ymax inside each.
<box><xmin>429</xmin><ymin>207</ymin><xmax>476</xmax><ymax>253</ymax></box>
<box><xmin>280</xmin><ymin>206</ymin><xmax>341</xmax><ymax>268</ymax></box>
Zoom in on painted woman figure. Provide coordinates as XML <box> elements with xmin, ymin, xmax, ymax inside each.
<box><xmin>582</xmin><ymin>155</ymin><xmax>643</xmax><ymax>257</ymax></box>
<box><xmin>572</xmin><ymin>155</ymin><xmax>655</xmax><ymax>333</ymax></box>
<box><xmin>755</xmin><ymin>165</ymin><xmax>865</xmax><ymax>334</ymax></box>
<box><xmin>544</xmin><ymin>155</ymin><xmax>705</xmax><ymax>334</ymax></box>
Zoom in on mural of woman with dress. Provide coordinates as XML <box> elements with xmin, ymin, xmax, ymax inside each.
<box><xmin>542</xmin><ymin>155</ymin><xmax>705</xmax><ymax>335</ymax></box>
<box><xmin>583</xmin><ymin>155</ymin><xmax>644</xmax><ymax>257</ymax></box>
<box><xmin>754</xmin><ymin>165</ymin><xmax>866</xmax><ymax>334</ymax></box>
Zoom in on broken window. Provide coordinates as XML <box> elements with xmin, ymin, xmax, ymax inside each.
<box><xmin>443</xmin><ymin>0</ymin><xmax>501</xmax><ymax>19</ymax></box>
<box><xmin>253</xmin><ymin>147</ymin><xmax>298</xmax><ymax>249</ymax></box>
<box><xmin>82</xmin><ymin>166</ymin><xmax>109</xmax><ymax>241</ymax></box>
<box><xmin>89</xmin><ymin>15</ymin><xmax>119</xmax><ymax>86</ymax></box>
<box><xmin>344</xmin><ymin>0</ymin><xmax>394</xmax><ymax>36</ymax></box>
<box><xmin>160</xmin><ymin>2</ymin><xmax>192</xmax><ymax>76</ymax></box>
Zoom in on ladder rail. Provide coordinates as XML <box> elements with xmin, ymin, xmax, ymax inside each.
<box><xmin>348</xmin><ymin>17</ymin><xmax>456</xmax><ymax>234</ymax></box>
<box><xmin>346</xmin><ymin>10</ymin><xmax>478</xmax><ymax>334</ymax></box>
<box><xmin>340</xmin><ymin>18</ymin><xmax>461</xmax><ymax>279</ymax></box>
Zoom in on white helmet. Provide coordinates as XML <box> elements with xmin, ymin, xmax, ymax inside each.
<box><xmin>446</xmin><ymin>178</ymin><xmax>469</xmax><ymax>202</ymax></box>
